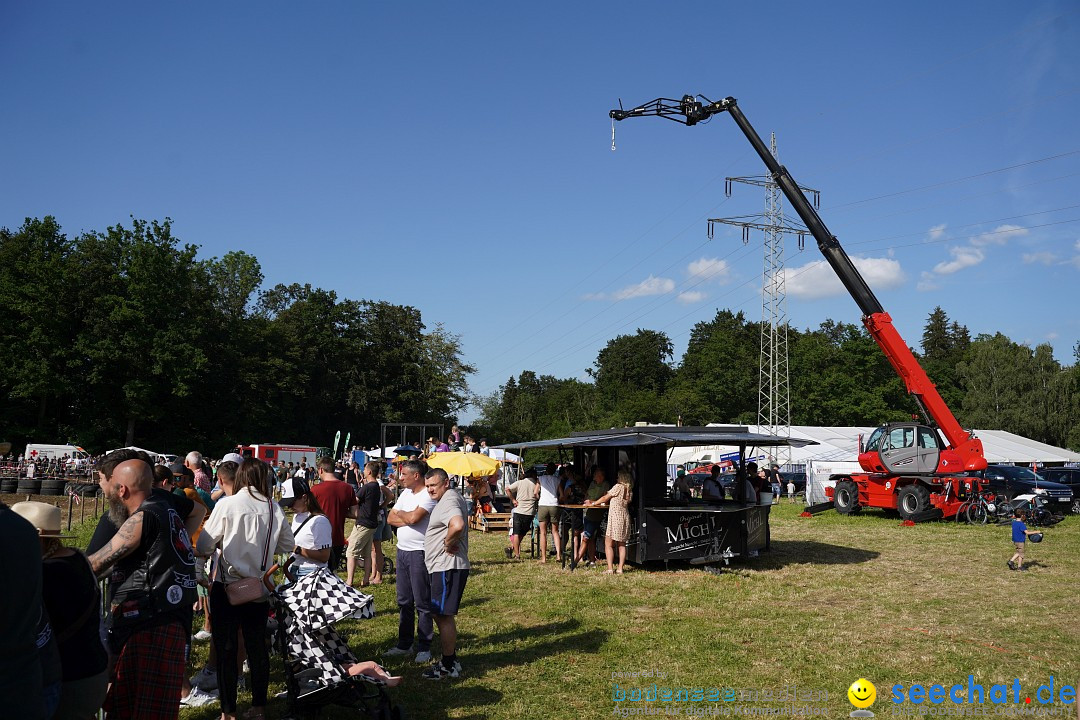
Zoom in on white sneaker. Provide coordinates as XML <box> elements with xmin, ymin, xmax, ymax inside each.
<box><xmin>190</xmin><ymin>666</ymin><xmax>218</xmax><ymax>691</ymax></box>
<box><xmin>414</xmin><ymin>650</ymin><xmax>433</xmax><ymax>663</ymax></box>
<box><xmin>181</xmin><ymin>686</ymin><xmax>218</xmax><ymax>707</ymax></box>
<box><xmin>193</xmin><ymin>629</ymin><xmax>212</xmax><ymax>642</ymax></box>
<box><xmin>383</xmin><ymin>646</ymin><xmax>411</xmax><ymax>657</ymax></box>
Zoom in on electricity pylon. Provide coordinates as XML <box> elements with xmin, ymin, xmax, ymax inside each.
<box><xmin>707</xmin><ymin>133</ymin><xmax>820</xmax><ymax>467</ymax></box>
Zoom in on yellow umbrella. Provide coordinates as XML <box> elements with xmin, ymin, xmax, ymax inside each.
<box><xmin>426</xmin><ymin>451</ymin><xmax>500</xmax><ymax>478</ymax></box>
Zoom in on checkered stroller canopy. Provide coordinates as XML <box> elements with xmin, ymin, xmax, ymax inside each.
<box><xmin>278</xmin><ymin>568</ymin><xmax>376</xmax><ymax>681</ymax></box>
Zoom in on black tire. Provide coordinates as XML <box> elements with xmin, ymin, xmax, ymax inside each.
<box><xmin>897</xmin><ymin>484</ymin><xmax>931</xmax><ymax>519</ymax></box>
<box><xmin>0</xmin><ymin>478</ymin><xmax>17</xmax><ymax>493</ymax></box>
<box><xmin>833</xmin><ymin>479</ymin><xmax>861</xmax><ymax>514</ymax></box>
<box><xmin>66</xmin><ymin>482</ymin><xmax>99</xmax><ymax>497</ymax></box>
<box><xmin>1070</xmin><ymin>498</ymin><xmax>1080</xmax><ymax>515</ymax></box>
<box><xmin>965</xmin><ymin>502</ymin><xmax>988</xmax><ymax>525</ymax></box>
<box><xmin>40</xmin><ymin>479</ymin><xmax>66</xmax><ymax>496</ymax></box>
<box><xmin>17</xmin><ymin>480</ymin><xmax>42</xmax><ymax>495</ymax></box>
<box><xmin>954</xmin><ymin>501</ymin><xmax>971</xmax><ymax>523</ymax></box>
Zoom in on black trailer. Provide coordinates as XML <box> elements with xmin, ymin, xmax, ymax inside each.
<box><xmin>497</xmin><ymin>426</ymin><xmax>815</xmax><ymax>567</ymax></box>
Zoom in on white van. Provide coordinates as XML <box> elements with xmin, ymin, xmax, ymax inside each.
<box><xmin>25</xmin><ymin>443</ymin><xmax>92</xmax><ymax>469</ymax></box>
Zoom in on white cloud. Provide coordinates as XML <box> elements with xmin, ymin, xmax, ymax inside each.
<box><xmin>1022</xmin><ymin>252</ymin><xmax>1057</xmax><ymax>265</ymax></box>
<box><xmin>786</xmin><ymin>256</ymin><xmax>905</xmax><ymax>300</ymax></box>
<box><xmin>677</xmin><ymin>291</ymin><xmax>706</xmax><ymax>304</ymax></box>
<box><xmin>1047</xmin><ymin>332</ymin><xmax>1059</xmax><ymax>341</ymax></box>
<box><xmin>921</xmin><ymin>223</ymin><xmax>1030</xmax><ymax>286</ymax></box>
<box><xmin>928</xmin><ymin>223</ymin><xmax>947</xmax><ymax>241</ymax></box>
<box><xmin>933</xmin><ymin>245</ymin><xmax>985</xmax><ymax>275</ymax></box>
<box><xmin>611</xmin><ymin>275</ymin><xmax>675</xmax><ymax>301</ymax></box>
<box><xmin>916</xmin><ymin>271</ymin><xmax>940</xmax><ymax>293</ymax></box>
<box><xmin>687</xmin><ymin>257</ymin><xmax>731</xmax><ymax>283</ymax></box>
<box><xmin>972</xmin><ymin>223</ymin><xmax>1028</xmax><ymax>247</ymax></box>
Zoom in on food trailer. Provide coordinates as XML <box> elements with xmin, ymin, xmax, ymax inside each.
<box><xmin>497</xmin><ymin>426</ymin><xmax>815</xmax><ymax>567</ymax></box>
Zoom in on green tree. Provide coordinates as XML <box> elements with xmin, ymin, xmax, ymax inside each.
<box><xmin>0</xmin><ymin>217</ymin><xmax>79</xmax><ymax>438</ymax></box>
<box><xmin>588</xmin><ymin>329</ymin><xmax>674</xmax><ymax>426</ymax></box>
<box><xmin>73</xmin><ymin>219</ymin><xmax>213</xmax><ymax>446</ymax></box>
<box><xmin>790</xmin><ymin>320</ymin><xmax>910</xmax><ymax>426</ymax></box>
<box><xmin>918</xmin><ymin>306</ymin><xmax>969</xmax><ymax>413</ymax></box>
<box><xmin>666</xmin><ymin>310</ymin><xmax>759</xmax><ymax>425</ymax></box>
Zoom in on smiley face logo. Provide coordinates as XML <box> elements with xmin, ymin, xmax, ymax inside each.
<box><xmin>848</xmin><ymin>678</ymin><xmax>876</xmax><ymax>709</ymax></box>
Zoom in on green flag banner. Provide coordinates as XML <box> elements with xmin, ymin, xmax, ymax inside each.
<box><xmin>344</xmin><ymin>432</ymin><xmax>351</xmax><ymax>455</ymax></box>
<box><xmin>333</xmin><ymin>430</ymin><xmax>341</xmax><ymax>458</ymax></box>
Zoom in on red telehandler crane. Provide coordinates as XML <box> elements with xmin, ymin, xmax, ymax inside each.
<box><xmin>610</xmin><ymin>94</ymin><xmax>987</xmax><ymax>521</ymax></box>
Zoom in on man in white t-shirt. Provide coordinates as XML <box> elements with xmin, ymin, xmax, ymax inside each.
<box><xmin>383</xmin><ymin>459</ymin><xmax>437</xmax><ymax>664</ymax></box>
<box><xmin>536</xmin><ymin>463</ymin><xmax>563</xmax><ymax>564</ymax></box>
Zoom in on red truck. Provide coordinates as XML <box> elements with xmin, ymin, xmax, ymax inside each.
<box><xmin>611</xmin><ymin>94</ymin><xmax>988</xmax><ymax>521</ymax></box>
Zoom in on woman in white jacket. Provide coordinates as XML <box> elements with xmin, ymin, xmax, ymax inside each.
<box><xmin>197</xmin><ymin>459</ymin><xmax>294</xmax><ymax>720</ymax></box>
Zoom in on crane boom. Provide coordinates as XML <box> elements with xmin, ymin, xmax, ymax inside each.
<box><xmin>611</xmin><ymin>95</ymin><xmax>986</xmax><ymax>472</ymax></box>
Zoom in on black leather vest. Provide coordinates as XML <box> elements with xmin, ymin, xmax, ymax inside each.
<box><xmin>108</xmin><ymin>493</ymin><xmax>197</xmax><ymax>639</ymax></box>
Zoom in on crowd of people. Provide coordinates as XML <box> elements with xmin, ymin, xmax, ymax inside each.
<box><xmin>0</xmin><ymin>444</ymin><xmax>473</xmax><ymax>720</ymax></box>
<box><xmin>502</xmin><ymin>463</ymin><xmax>635</xmax><ymax>574</ymax></box>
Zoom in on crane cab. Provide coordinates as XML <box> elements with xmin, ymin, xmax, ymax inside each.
<box><xmin>858</xmin><ymin>423</ymin><xmax>959</xmax><ymax>475</ymax></box>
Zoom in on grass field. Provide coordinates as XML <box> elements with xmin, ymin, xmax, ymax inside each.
<box><xmin>31</xmin><ymin>493</ymin><xmax>1077</xmax><ymax>719</ymax></box>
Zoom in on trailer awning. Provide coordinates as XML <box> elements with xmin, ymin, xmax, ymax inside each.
<box><xmin>494</xmin><ymin>425</ymin><xmax>818</xmax><ymax>451</ymax></box>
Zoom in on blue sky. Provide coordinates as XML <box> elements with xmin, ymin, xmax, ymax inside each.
<box><xmin>3</xmin><ymin>2</ymin><xmax>1079</xmax><ymax>422</ymax></box>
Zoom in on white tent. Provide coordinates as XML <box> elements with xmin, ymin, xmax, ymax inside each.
<box><xmin>485</xmin><ymin>448</ymin><xmax>521</xmax><ymax>463</ymax></box>
<box><xmin>365</xmin><ymin>447</ymin><xmax>401</xmax><ymax>459</ymax></box>
<box><xmin>691</xmin><ymin>424</ymin><xmax>1080</xmax><ymax>468</ymax></box>
<box><xmin>685</xmin><ymin>424</ymin><xmax>1080</xmax><ymax>504</ymax></box>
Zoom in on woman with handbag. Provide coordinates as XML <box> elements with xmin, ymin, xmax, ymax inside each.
<box><xmin>197</xmin><ymin>459</ymin><xmax>294</xmax><ymax>720</ymax></box>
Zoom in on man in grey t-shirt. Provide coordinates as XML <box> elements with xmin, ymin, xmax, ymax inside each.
<box><xmin>421</xmin><ymin>468</ymin><xmax>469</xmax><ymax>680</ymax></box>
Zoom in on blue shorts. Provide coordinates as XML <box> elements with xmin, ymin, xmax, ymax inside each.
<box><xmin>429</xmin><ymin>569</ymin><xmax>469</xmax><ymax>616</ymax></box>
<box><xmin>583</xmin><ymin>519</ymin><xmax>601</xmax><ymax>539</ymax></box>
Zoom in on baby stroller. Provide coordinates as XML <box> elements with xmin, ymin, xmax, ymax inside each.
<box><xmin>269</xmin><ymin>559</ymin><xmax>404</xmax><ymax>719</ymax></box>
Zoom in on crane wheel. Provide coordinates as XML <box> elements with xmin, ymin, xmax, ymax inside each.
<box><xmin>833</xmin><ymin>480</ymin><xmax>861</xmax><ymax>514</ymax></box>
<box><xmin>897</xmin><ymin>484</ymin><xmax>931</xmax><ymax>520</ymax></box>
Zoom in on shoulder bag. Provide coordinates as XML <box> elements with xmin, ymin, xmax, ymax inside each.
<box><xmin>224</xmin><ymin>496</ymin><xmax>274</xmax><ymax>605</ymax></box>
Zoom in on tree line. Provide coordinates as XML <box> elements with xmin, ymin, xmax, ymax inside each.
<box><xmin>0</xmin><ymin>217</ymin><xmax>473</xmax><ymax>456</ymax></box>
<box><xmin>473</xmin><ymin>308</ymin><xmax>1080</xmax><ymax>452</ymax></box>
<box><xmin>4</xmin><ymin>215</ymin><xmax>1077</xmax><ymax>457</ymax></box>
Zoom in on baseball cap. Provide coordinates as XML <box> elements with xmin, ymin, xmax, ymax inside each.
<box><xmin>169</xmin><ymin>462</ymin><xmax>195</xmax><ymax>481</ymax></box>
<box><xmin>279</xmin><ymin>477</ymin><xmax>310</xmax><ymax>508</ymax></box>
<box><xmin>221</xmin><ymin>452</ymin><xmax>245</xmax><ymax>465</ymax></box>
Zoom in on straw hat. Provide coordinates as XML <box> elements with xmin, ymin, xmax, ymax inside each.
<box><xmin>10</xmin><ymin>501</ymin><xmax>75</xmax><ymax>539</ymax></box>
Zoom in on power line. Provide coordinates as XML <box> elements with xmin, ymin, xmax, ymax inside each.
<box><xmin>815</xmin><ymin>85</ymin><xmax>1080</xmax><ymax>178</ymax></box>
<box><xmin>476</xmin><ymin>150</ymin><xmax>752</xmax><ymax>371</ymax></box>
<box><xmin>824</xmin><ymin>149</ymin><xmax>1080</xmax><ymax>211</ymax></box>
<box><xmin>474</xmin><ymin>214</ymin><xmax>1080</xmax><ymax>400</ymax></box>
<box><xmin>472</xmin><ymin>180</ymin><xmax>1080</xmax><ymax>395</ymax></box>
